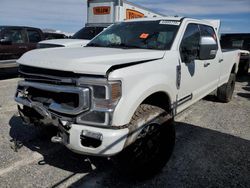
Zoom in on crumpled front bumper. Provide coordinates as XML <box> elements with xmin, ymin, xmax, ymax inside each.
<box><xmin>15</xmin><ymin>81</ymin><xmax>129</xmax><ymax>156</ymax></box>
<box><xmin>63</xmin><ymin>123</ymin><xmax>129</xmax><ymax>156</ymax></box>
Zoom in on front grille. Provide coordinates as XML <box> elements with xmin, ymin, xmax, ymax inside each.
<box><xmin>27</xmin><ymin>87</ymin><xmax>79</xmax><ymax>109</ymax></box>
<box><xmin>17</xmin><ymin>81</ymin><xmax>90</xmax><ymax>117</ymax></box>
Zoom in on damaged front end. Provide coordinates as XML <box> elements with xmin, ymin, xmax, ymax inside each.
<box><xmin>15</xmin><ymin>65</ymin><xmax>122</xmax><ymax>128</ymax></box>
<box><xmin>15</xmin><ymin>80</ymin><xmax>90</xmax><ymax>126</ymax></box>
<box><xmin>14</xmin><ymin>65</ymin><xmax>128</xmax><ymax>156</ymax></box>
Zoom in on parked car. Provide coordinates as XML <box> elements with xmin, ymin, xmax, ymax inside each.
<box><xmin>15</xmin><ymin>17</ymin><xmax>240</xmax><ymax>177</ymax></box>
<box><xmin>0</xmin><ymin>26</ymin><xmax>44</xmax><ymax>69</ymax></box>
<box><xmin>37</xmin><ymin>26</ymin><xmax>106</xmax><ymax>48</ymax></box>
<box><xmin>221</xmin><ymin>33</ymin><xmax>250</xmax><ymax>75</ymax></box>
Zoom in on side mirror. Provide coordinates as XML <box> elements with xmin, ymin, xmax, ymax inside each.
<box><xmin>199</xmin><ymin>36</ymin><xmax>218</xmax><ymax>60</ymax></box>
<box><xmin>0</xmin><ymin>37</ymin><xmax>12</xmax><ymax>45</ymax></box>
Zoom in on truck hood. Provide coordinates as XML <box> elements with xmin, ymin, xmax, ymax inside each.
<box><xmin>39</xmin><ymin>39</ymin><xmax>90</xmax><ymax>47</ymax></box>
<box><xmin>17</xmin><ymin>47</ymin><xmax>165</xmax><ymax>75</ymax></box>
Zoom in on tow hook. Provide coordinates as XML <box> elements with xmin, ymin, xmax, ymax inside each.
<box><xmin>51</xmin><ymin>120</ymin><xmax>71</xmax><ymax>144</ymax></box>
<box><xmin>51</xmin><ymin>136</ymin><xmax>63</xmax><ymax>144</ymax></box>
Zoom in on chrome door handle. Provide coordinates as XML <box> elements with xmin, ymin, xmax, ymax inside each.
<box><xmin>204</xmin><ymin>62</ymin><xmax>210</xmax><ymax>67</ymax></box>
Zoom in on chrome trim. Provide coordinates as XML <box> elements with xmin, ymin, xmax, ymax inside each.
<box><xmin>76</xmin><ymin>78</ymin><xmax>122</xmax><ymax>126</ymax></box>
<box><xmin>15</xmin><ymin>97</ymin><xmax>51</xmax><ymax>119</ymax></box>
<box><xmin>19</xmin><ymin>70</ymin><xmax>75</xmax><ymax>84</ymax></box>
<box><xmin>17</xmin><ymin>81</ymin><xmax>90</xmax><ymax>115</ymax></box>
<box><xmin>200</xmin><ymin>36</ymin><xmax>217</xmax><ymax>45</ymax></box>
<box><xmin>0</xmin><ymin>59</ymin><xmax>18</xmax><ymax>68</ymax></box>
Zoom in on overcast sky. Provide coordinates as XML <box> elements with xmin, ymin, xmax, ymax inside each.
<box><xmin>0</xmin><ymin>0</ymin><xmax>249</xmax><ymax>34</ymax></box>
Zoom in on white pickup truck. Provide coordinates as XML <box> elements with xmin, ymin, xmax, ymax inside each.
<box><xmin>15</xmin><ymin>17</ymin><xmax>240</xmax><ymax>177</ymax></box>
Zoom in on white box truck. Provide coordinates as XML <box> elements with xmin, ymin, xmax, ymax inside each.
<box><xmin>38</xmin><ymin>0</ymin><xmax>164</xmax><ymax>48</ymax></box>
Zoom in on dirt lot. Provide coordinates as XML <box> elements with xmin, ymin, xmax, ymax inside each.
<box><xmin>0</xmin><ymin>73</ymin><xmax>249</xmax><ymax>188</ymax></box>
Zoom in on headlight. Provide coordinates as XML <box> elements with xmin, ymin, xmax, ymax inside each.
<box><xmin>76</xmin><ymin>78</ymin><xmax>122</xmax><ymax>126</ymax></box>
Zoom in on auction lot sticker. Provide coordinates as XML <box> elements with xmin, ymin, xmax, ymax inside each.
<box><xmin>160</xmin><ymin>20</ymin><xmax>180</xmax><ymax>25</ymax></box>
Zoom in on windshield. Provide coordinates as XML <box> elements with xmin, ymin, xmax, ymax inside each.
<box><xmin>72</xmin><ymin>27</ymin><xmax>105</xmax><ymax>40</ymax></box>
<box><xmin>87</xmin><ymin>21</ymin><xmax>180</xmax><ymax>50</ymax></box>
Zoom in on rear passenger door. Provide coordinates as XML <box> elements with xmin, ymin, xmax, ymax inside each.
<box><xmin>177</xmin><ymin>23</ymin><xmax>220</xmax><ymax>112</ymax></box>
<box><xmin>26</xmin><ymin>29</ymin><xmax>43</xmax><ymax>50</ymax></box>
<box><xmin>178</xmin><ymin>23</ymin><xmax>205</xmax><ymax>108</ymax></box>
<box><xmin>199</xmin><ymin>24</ymin><xmax>220</xmax><ymax>92</ymax></box>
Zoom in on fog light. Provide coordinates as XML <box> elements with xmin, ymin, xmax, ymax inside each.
<box><xmin>80</xmin><ymin>130</ymin><xmax>102</xmax><ymax>148</ymax></box>
<box><xmin>79</xmin><ymin>111</ymin><xmax>107</xmax><ymax>124</ymax></box>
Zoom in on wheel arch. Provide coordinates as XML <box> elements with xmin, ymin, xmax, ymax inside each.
<box><xmin>141</xmin><ymin>91</ymin><xmax>172</xmax><ymax>114</ymax></box>
<box><xmin>112</xmin><ymin>87</ymin><xmax>174</xmax><ymax>126</ymax></box>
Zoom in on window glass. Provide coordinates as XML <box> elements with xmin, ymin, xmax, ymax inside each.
<box><xmin>4</xmin><ymin>29</ymin><xmax>24</xmax><ymax>43</ymax></box>
<box><xmin>73</xmin><ymin>27</ymin><xmax>101</xmax><ymax>40</ymax></box>
<box><xmin>180</xmin><ymin>24</ymin><xmax>200</xmax><ymax>61</ymax></box>
<box><xmin>232</xmin><ymin>40</ymin><xmax>244</xmax><ymax>48</ymax></box>
<box><xmin>27</xmin><ymin>30</ymin><xmax>41</xmax><ymax>43</ymax></box>
<box><xmin>200</xmin><ymin>24</ymin><xmax>218</xmax><ymax>43</ymax></box>
<box><xmin>88</xmin><ymin>21</ymin><xmax>179</xmax><ymax>50</ymax></box>
<box><xmin>44</xmin><ymin>33</ymin><xmax>66</xmax><ymax>40</ymax></box>
<box><xmin>220</xmin><ymin>34</ymin><xmax>250</xmax><ymax>51</ymax></box>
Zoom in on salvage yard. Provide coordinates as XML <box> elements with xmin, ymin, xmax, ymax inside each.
<box><xmin>0</xmin><ymin>74</ymin><xmax>249</xmax><ymax>188</ymax></box>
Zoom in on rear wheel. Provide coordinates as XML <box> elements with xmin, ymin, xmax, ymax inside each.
<box><xmin>114</xmin><ymin>104</ymin><xmax>175</xmax><ymax>179</ymax></box>
<box><xmin>217</xmin><ymin>73</ymin><xmax>236</xmax><ymax>102</ymax></box>
<box><xmin>241</xmin><ymin>61</ymin><xmax>249</xmax><ymax>75</ymax></box>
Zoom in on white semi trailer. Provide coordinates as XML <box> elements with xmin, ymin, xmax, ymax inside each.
<box><xmin>38</xmin><ymin>0</ymin><xmax>164</xmax><ymax>48</ymax></box>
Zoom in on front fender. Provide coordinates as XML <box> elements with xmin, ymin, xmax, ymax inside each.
<box><xmin>110</xmin><ymin>67</ymin><xmax>176</xmax><ymax>126</ymax></box>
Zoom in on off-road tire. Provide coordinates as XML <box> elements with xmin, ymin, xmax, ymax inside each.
<box><xmin>114</xmin><ymin>104</ymin><xmax>175</xmax><ymax>179</ymax></box>
<box><xmin>217</xmin><ymin>73</ymin><xmax>236</xmax><ymax>103</ymax></box>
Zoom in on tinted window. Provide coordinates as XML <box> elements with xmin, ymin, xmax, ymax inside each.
<box><xmin>73</xmin><ymin>27</ymin><xmax>104</xmax><ymax>40</ymax></box>
<box><xmin>221</xmin><ymin>35</ymin><xmax>250</xmax><ymax>51</ymax></box>
<box><xmin>180</xmin><ymin>24</ymin><xmax>200</xmax><ymax>61</ymax></box>
<box><xmin>4</xmin><ymin>29</ymin><xmax>25</xmax><ymax>43</ymax></box>
<box><xmin>27</xmin><ymin>30</ymin><xmax>41</xmax><ymax>43</ymax></box>
<box><xmin>87</xmin><ymin>21</ymin><xmax>179</xmax><ymax>50</ymax></box>
<box><xmin>44</xmin><ymin>33</ymin><xmax>66</xmax><ymax>40</ymax></box>
<box><xmin>200</xmin><ymin>24</ymin><xmax>218</xmax><ymax>45</ymax></box>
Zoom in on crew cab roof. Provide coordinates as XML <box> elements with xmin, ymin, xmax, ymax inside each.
<box><xmin>124</xmin><ymin>17</ymin><xmax>218</xmax><ymax>29</ymax></box>
<box><xmin>124</xmin><ymin>16</ymin><xmax>184</xmax><ymax>22</ymax></box>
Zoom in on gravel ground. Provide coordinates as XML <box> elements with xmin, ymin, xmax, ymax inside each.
<box><xmin>0</xmin><ymin>73</ymin><xmax>249</xmax><ymax>188</ymax></box>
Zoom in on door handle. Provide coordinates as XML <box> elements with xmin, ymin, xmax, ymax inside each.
<box><xmin>204</xmin><ymin>62</ymin><xmax>210</xmax><ymax>67</ymax></box>
<box><xmin>219</xmin><ymin>59</ymin><xmax>223</xmax><ymax>63</ymax></box>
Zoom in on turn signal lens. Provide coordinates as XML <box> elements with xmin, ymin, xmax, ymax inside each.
<box><xmin>110</xmin><ymin>82</ymin><xmax>122</xmax><ymax>101</ymax></box>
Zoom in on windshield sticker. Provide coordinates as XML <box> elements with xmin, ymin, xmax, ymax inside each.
<box><xmin>159</xmin><ymin>20</ymin><xmax>180</xmax><ymax>25</ymax></box>
<box><xmin>140</xmin><ymin>33</ymin><xmax>149</xmax><ymax>39</ymax></box>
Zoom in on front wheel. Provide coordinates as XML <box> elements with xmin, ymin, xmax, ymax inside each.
<box><xmin>114</xmin><ymin>104</ymin><xmax>175</xmax><ymax>179</ymax></box>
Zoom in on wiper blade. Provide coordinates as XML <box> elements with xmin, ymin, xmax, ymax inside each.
<box><xmin>107</xmin><ymin>43</ymin><xmax>141</xmax><ymax>49</ymax></box>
